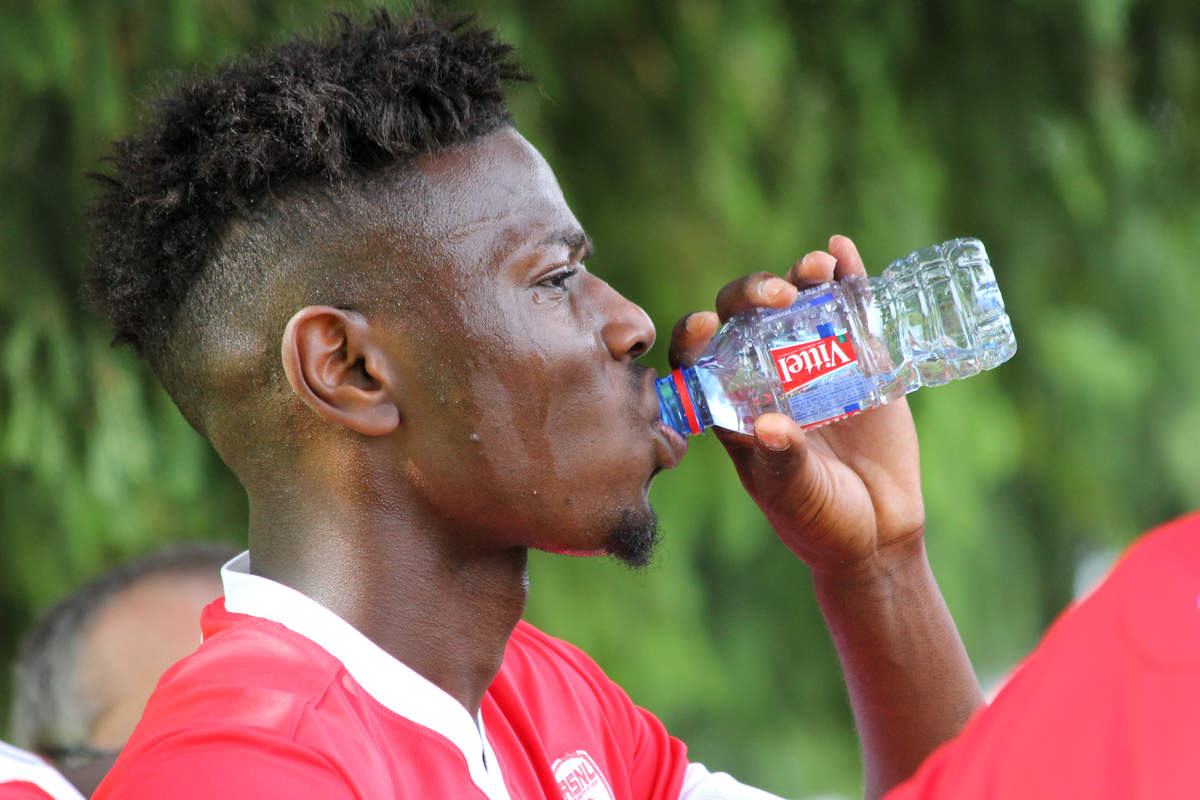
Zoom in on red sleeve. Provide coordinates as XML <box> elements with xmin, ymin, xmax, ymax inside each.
<box><xmin>93</xmin><ymin>729</ymin><xmax>361</xmax><ymax>800</ymax></box>
<box><xmin>0</xmin><ymin>782</ymin><xmax>57</xmax><ymax>800</ymax></box>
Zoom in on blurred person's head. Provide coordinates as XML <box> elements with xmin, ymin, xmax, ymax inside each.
<box><xmin>9</xmin><ymin>541</ymin><xmax>235</xmax><ymax>792</ymax></box>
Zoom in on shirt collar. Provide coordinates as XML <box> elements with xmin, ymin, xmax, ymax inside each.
<box><xmin>220</xmin><ymin>551</ymin><xmax>511</xmax><ymax>800</ymax></box>
<box><xmin>0</xmin><ymin>741</ymin><xmax>85</xmax><ymax>800</ymax></box>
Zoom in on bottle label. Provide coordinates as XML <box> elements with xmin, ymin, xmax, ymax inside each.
<box><xmin>771</xmin><ymin>333</ymin><xmax>859</xmax><ymax>394</ymax></box>
<box><xmin>770</xmin><ymin>327</ymin><xmax>870</xmax><ymax>429</ymax></box>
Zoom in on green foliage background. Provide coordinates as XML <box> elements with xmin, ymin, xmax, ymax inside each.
<box><xmin>2</xmin><ymin>1</ymin><xmax>1198</xmax><ymax>796</ymax></box>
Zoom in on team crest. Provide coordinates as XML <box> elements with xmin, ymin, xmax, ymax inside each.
<box><xmin>552</xmin><ymin>750</ymin><xmax>614</xmax><ymax>800</ymax></box>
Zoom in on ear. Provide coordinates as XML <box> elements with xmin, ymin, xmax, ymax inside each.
<box><xmin>280</xmin><ymin>306</ymin><xmax>401</xmax><ymax>437</ymax></box>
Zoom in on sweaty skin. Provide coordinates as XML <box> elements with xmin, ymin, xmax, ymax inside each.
<box><xmin>248</xmin><ymin>128</ymin><xmax>978</xmax><ymax>799</ymax></box>
<box><xmin>255</xmin><ymin>129</ymin><xmax>680</xmax><ymax>716</ymax></box>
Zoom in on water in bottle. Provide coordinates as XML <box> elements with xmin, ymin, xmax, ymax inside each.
<box><xmin>656</xmin><ymin>238</ymin><xmax>1016</xmax><ymax>436</ymax></box>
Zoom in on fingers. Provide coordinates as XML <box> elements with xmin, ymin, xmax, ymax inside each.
<box><xmin>668</xmin><ymin>311</ymin><xmax>719</xmax><ymax>369</ymax></box>
<box><xmin>786</xmin><ymin>250</ymin><xmax>837</xmax><ymax>288</ymax></box>
<box><xmin>666</xmin><ymin>270</ymin><xmax>798</xmax><ymax>368</ymax></box>
<box><xmin>827</xmin><ymin>234</ymin><xmax>867</xmax><ymax>278</ymax></box>
<box><xmin>713</xmin><ymin>272</ymin><xmax>799</xmax><ymax>322</ymax></box>
<box><xmin>787</xmin><ymin>234</ymin><xmax>868</xmax><ymax>287</ymax></box>
<box><xmin>669</xmin><ymin>235</ymin><xmax>867</xmax><ymax>369</ymax></box>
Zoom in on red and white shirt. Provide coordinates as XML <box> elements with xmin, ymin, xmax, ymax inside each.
<box><xmin>94</xmin><ymin>553</ymin><xmax>781</xmax><ymax>800</ymax></box>
<box><xmin>0</xmin><ymin>742</ymin><xmax>84</xmax><ymax>800</ymax></box>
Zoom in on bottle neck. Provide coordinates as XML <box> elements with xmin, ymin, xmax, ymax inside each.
<box><xmin>656</xmin><ymin>367</ymin><xmax>708</xmax><ymax>436</ymax></box>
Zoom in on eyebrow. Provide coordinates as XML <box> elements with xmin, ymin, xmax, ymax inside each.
<box><xmin>539</xmin><ymin>229</ymin><xmax>594</xmax><ymax>261</ymax></box>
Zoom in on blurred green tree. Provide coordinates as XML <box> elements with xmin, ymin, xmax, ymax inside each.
<box><xmin>2</xmin><ymin>1</ymin><xmax>1198</xmax><ymax>796</ymax></box>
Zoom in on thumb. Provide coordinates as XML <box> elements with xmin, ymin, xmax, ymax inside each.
<box><xmin>716</xmin><ymin>413</ymin><xmax>812</xmax><ymax>495</ymax></box>
<box><xmin>724</xmin><ymin>413</ymin><xmax>849</xmax><ymax>566</ymax></box>
<box><xmin>749</xmin><ymin>412</ymin><xmax>809</xmax><ymax>482</ymax></box>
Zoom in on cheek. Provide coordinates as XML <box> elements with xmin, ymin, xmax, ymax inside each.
<box><xmin>401</xmin><ymin>299</ymin><xmax>639</xmax><ymax>538</ymax></box>
<box><xmin>452</xmin><ymin>304</ymin><xmax>604</xmax><ymax>455</ymax></box>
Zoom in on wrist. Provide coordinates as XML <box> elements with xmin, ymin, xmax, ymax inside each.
<box><xmin>808</xmin><ymin>532</ymin><xmax>929</xmax><ymax>597</ymax></box>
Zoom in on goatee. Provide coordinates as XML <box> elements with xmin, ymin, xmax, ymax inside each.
<box><xmin>606</xmin><ymin>507</ymin><xmax>660</xmax><ymax>569</ymax></box>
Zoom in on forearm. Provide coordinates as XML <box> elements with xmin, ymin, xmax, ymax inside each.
<box><xmin>810</xmin><ymin>537</ymin><xmax>982</xmax><ymax>800</ymax></box>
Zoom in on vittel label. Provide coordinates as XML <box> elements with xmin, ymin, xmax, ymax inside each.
<box><xmin>772</xmin><ymin>333</ymin><xmax>858</xmax><ymax>393</ymax></box>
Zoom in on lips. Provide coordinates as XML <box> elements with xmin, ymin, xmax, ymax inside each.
<box><xmin>653</xmin><ymin>419</ymin><xmax>689</xmax><ymax>469</ymax></box>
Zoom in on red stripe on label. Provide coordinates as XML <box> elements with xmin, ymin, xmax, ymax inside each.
<box><xmin>771</xmin><ymin>335</ymin><xmax>858</xmax><ymax>394</ymax></box>
<box><xmin>800</xmin><ymin>407</ymin><xmax>864</xmax><ymax>430</ymax></box>
<box><xmin>671</xmin><ymin>369</ymin><xmax>702</xmax><ymax>435</ymax></box>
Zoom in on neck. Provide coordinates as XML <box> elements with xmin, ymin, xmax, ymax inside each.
<box><xmin>246</xmin><ymin>493</ymin><xmax>529</xmax><ymax>717</ymax></box>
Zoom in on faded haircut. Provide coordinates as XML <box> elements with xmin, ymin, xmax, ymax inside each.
<box><xmin>84</xmin><ymin>7</ymin><xmax>526</xmax><ymax>435</ymax></box>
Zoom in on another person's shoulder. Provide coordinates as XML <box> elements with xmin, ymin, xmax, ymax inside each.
<box><xmin>1097</xmin><ymin>510</ymin><xmax>1200</xmax><ymax>668</ymax></box>
<box><xmin>1107</xmin><ymin>509</ymin><xmax>1200</xmax><ymax>582</ymax></box>
<box><xmin>0</xmin><ymin>742</ymin><xmax>83</xmax><ymax>800</ymax></box>
<box><xmin>885</xmin><ymin>511</ymin><xmax>1200</xmax><ymax>800</ymax></box>
<box><xmin>0</xmin><ymin>783</ymin><xmax>58</xmax><ymax>800</ymax></box>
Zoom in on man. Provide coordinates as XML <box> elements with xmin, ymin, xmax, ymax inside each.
<box><xmin>8</xmin><ymin>543</ymin><xmax>234</xmax><ymax>796</ymax></box>
<box><xmin>86</xmin><ymin>9</ymin><xmax>981</xmax><ymax>799</ymax></box>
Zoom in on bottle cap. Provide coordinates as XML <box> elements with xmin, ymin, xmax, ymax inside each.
<box><xmin>656</xmin><ymin>369</ymin><xmax>703</xmax><ymax>436</ymax></box>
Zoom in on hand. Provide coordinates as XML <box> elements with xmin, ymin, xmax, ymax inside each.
<box><xmin>669</xmin><ymin>235</ymin><xmax>925</xmax><ymax>577</ymax></box>
<box><xmin>674</xmin><ymin>237</ymin><xmax>979</xmax><ymax>797</ymax></box>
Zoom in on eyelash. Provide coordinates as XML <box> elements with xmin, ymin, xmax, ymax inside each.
<box><xmin>539</xmin><ymin>268</ymin><xmax>579</xmax><ymax>290</ymax></box>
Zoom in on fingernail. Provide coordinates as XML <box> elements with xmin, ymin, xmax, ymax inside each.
<box><xmin>759</xmin><ymin>278</ymin><xmax>785</xmax><ymax>299</ymax></box>
<box><xmin>758</xmin><ymin>429</ymin><xmax>789</xmax><ymax>451</ymax></box>
<box><xmin>684</xmin><ymin>313</ymin><xmax>704</xmax><ymax>334</ymax></box>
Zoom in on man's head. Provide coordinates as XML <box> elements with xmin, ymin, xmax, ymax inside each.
<box><xmin>322</xmin><ymin>128</ymin><xmax>673</xmax><ymax>566</ymax></box>
<box><xmin>9</xmin><ymin>542</ymin><xmax>234</xmax><ymax>783</ymax></box>
<box><xmin>86</xmin><ymin>9</ymin><xmax>683</xmax><ymax>568</ymax></box>
<box><xmin>86</xmin><ymin>8</ymin><xmax>524</xmax><ymax>458</ymax></box>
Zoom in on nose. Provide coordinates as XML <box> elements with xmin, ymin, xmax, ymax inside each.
<box><xmin>597</xmin><ymin>279</ymin><xmax>656</xmax><ymax>360</ymax></box>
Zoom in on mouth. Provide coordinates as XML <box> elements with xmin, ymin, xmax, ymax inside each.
<box><xmin>643</xmin><ymin>367</ymin><xmax>688</xmax><ymax>469</ymax></box>
<box><xmin>652</xmin><ymin>419</ymin><xmax>689</xmax><ymax>469</ymax></box>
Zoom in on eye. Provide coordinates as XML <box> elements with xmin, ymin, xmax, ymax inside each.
<box><xmin>537</xmin><ymin>267</ymin><xmax>579</xmax><ymax>290</ymax></box>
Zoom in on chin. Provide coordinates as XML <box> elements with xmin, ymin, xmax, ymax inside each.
<box><xmin>603</xmin><ymin>507</ymin><xmax>660</xmax><ymax>569</ymax></box>
<box><xmin>536</xmin><ymin>507</ymin><xmax>660</xmax><ymax>569</ymax></box>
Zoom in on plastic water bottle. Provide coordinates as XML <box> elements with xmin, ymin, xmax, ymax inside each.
<box><xmin>657</xmin><ymin>238</ymin><xmax>1016</xmax><ymax>436</ymax></box>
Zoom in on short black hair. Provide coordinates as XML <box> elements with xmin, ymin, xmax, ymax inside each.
<box><xmin>85</xmin><ymin>7</ymin><xmax>525</xmax><ymax>433</ymax></box>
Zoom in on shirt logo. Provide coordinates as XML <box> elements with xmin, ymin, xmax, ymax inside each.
<box><xmin>552</xmin><ymin>750</ymin><xmax>614</xmax><ymax>800</ymax></box>
<box><xmin>771</xmin><ymin>333</ymin><xmax>857</xmax><ymax>393</ymax></box>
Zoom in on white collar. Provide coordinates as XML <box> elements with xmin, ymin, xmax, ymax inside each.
<box><xmin>220</xmin><ymin>552</ymin><xmax>511</xmax><ymax>800</ymax></box>
<box><xmin>0</xmin><ymin>741</ymin><xmax>85</xmax><ymax>800</ymax></box>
